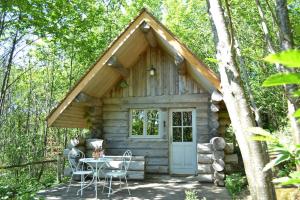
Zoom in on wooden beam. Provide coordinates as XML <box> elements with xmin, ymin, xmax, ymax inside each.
<box><xmin>175</xmin><ymin>53</ymin><xmax>186</xmax><ymax>75</ymax></box>
<box><xmin>74</xmin><ymin>92</ymin><xmax>102</xmax><ymax>106</ymax></box>
<box><xmin>103</xmin><ymin>93</ymin><xmax>209</xmax><ymax>104</ymax></box>
<box><xmin>140</xmin><ymin>21</ymin><xmax>158</xmax><ymax>47</ymax></box>
<box><xmin>107</xmin><ymin>55</ymin><xmax>129</xmax><ymax>77</ymax></box>
<box><xmin>211</xmin><ymin>90</ymin><xmax>223</xmax><ymax>102</ymax></box>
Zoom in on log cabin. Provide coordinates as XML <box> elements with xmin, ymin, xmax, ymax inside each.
<box><xmin>47</xmin><ymin>8</ymin><xmax>232</xmax><ymax>180</ymax></box>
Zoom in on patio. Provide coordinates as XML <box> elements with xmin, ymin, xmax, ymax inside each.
<box><xmin>37</xmin><ymin>175</ymin><xmax>231</xmax><ymax>200</ymax></box>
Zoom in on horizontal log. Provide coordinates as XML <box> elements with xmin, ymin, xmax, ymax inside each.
<box><xmin>124</xmin><ymin>102</ymin><xmax>207</xmax><ymax>109</ymax></box>
<box><xmin>103</xmin><ymin>127</ymin><xmax>128</xmax><ymax>134</ymax></box>
<box><xmin>198</xmin><ymin>164</ymin><xmax>213</xmax><ymax>174</ymax></box>
<box><xmin>210</xmin><ymin>137</ymin><xmax>226</xmax><ymax>150</ymax></box>
<box><xmin>106</xmin><ymin>160</ymin><xmax>145</xmax><ymax>171</ymax></box>
<box><xmin>127</xmin><ymin>171</ymin><xmax>144</xmax><ymax>180</ymax></box>
<box><xmin>105</xmin><ymin>140</ymin><xmax>168</xmax><ymax>149</ymax></box>
<box><xmin>102</xmin><ymin>94</ymin><xmax>209</xmax><ymax>104</ymax></box>
<box><xmin>212</xmin><ymin>159</ymin><xmax>225</xmax><ymax>172</ymax></box>
<box><xmin>197</xmin><ymin>143</ymin><xmax>213</xmax><ymax>154</ymax></box>
<box><xmin>146</xmin><ymin>165</ymin><xmax>168</xmax><ymax>173</ymax></box>
<box><xmin>102</xmin><ymin>111</ymin><xmax>128</xmax><ymax>120</ymax></box>
<box><xmin>224</xmin><ymin>154</ymin><xmax>238</xmax><ymax>164</ymax></box>
<box><xmin>146</xmin><ymin>157</ymin><xmax>169</xmax><ymax>166</ymax></box>
<box><xmin>104</xmin><ymin>156</ymin><xmax>145</xmax><ymax>161</ymax></box>
<box><xmin>211</xmin><ymin>90</ymin><xmax>223</xmax><ymax>102</ymax></box>
<box><xmin>103</xmin><ymin>134</ymin><xmax>127</xmax><ymax>141</ymax></box>
<box><xmin>224</xmin><ymin>143</ymin><xmax>234</xmax><ymax>154</ymax></box>
<box><xmin>210</xmin><ymin>104</ymin><xmax>220</xmax><ymax>112</ymax></box>
<box><xmin>197</xmin><ymin>134</ymin><xmax>213</xmax><ymax>143</ymax></box>
<box><xmin>102</xmin><ymin>105</ymin><xmax>128</xmax><ymax>112</ymax></box>
<box><xmin>198</xmin><ymin>154</ymin><xmax>213</xmax><ymax>164</ymax></box>
<box><xmin>106</xmin><ymin>149</ymin><xmax>168</xmax><ymax>157</ymax></box>
<box><xmin>212</xmin><ymin>151</ymin><xmax>225</xmax><ymax>160</ymax></box>
<box><xmin>103</xmin><ymin>119</ymin><xmax>128</xmax><ymax>127</ymax></box>
<box><xmin>208</xmin><ymin>120</ymin><xmax>219</xmax><ymax>129</ymax></box>
<box><xmin>197</xmin><ymin>174</ymin><xmax>213</xmax><ymax>183</ymax></box>
<box><xmin>213</xmin><ymin>171</ymin><xmax>225</xmax><ymax>180</ymax></box>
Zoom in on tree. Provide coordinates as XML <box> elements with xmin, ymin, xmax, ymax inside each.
<box><xmin>206</xmin><ymin>0</ymin><xmax>276</xmax><ymax>199</ymax></box>
<box><xmin>275</xmin><ymin>0</ymin><xmax>300</xmax><ymax>156</ymax></box>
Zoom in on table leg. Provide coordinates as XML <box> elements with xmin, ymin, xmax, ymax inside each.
<box><xmin>95</xmin><ymin>162</ymin><xmax>98</xmax><ymax>199</ymax></box>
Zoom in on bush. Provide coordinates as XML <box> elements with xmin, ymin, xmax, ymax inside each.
<box><xmin>0</xmin><ymin>167</ymin><xmax>57</xmax><ymax>200</ymax></box>
<box><xmin>185</xmin><ymin>190</ymin><xmax>198</xmax><ymax>200</ymax></box>
<box><xmin>225</xmin><ymin>173</ymin><xmax>248</xmax><ymax>197</ymax></box>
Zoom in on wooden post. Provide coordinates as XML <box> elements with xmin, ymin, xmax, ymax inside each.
<box><xmin>57</xmin><ymin>154</ymin><xmax>62</xmax><ymax>183</ymax></box>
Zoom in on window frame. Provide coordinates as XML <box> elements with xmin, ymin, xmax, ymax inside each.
<box><xmin>129</xmin><ymin>109</ymin><xmax>161</xmax><ymax>138</ymax></box>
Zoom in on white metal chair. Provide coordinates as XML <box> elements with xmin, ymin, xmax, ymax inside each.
<box><xmin>102</xmin><ymin>150</ymin><xmax>132</xmax><ymax>197</ymax></box>
<box><xmin>67</xmin><ymin>148</ymin><xmax>93</xmax><ymax>196</ymax></box>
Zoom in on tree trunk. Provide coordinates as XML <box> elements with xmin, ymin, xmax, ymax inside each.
<box><xmin>224</xmin><ymin>0</ymin><xmax>263</xmax><ymax>127</ymax></box>
<box><xmin>207</xmin><ymin>0</ymin><xmax>276</xmax><ymax>199</ymax></box>
<box><xmin>275</xmin><ymin>0</ymin><xmax>300</xmax><ymax>171</ymax></box>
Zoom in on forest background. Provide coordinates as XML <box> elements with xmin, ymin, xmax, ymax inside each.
<box><xmin>0</xmin><ymin>0</ymin><xmax>299</xmax><ymax>199</ymax></box>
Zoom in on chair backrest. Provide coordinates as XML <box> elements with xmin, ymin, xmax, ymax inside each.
<box><xmin>121</xmin><ymin>150</ymin><xmax>132</xmax><ymax>172</ymax></box>
<box><xmin>68</xmin><ymin>148</ymin><xmax>85</xmax><ymax>172</ymax></box>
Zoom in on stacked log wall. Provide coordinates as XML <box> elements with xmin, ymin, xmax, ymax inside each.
<box><xmin>197</xmin><ymin>143</ymin><xmax>239</xmax><ymax>183</ymax></box>
<box><xmin>101</xmin><ymin>46</ymin><xmax>212</xmax><ymax>174</ymax></box>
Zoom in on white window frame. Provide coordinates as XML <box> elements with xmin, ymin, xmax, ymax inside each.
<box><xmin>129</xmin><ymin>109</ymin><xmax>161</xmax><ymax>138</ymax></box>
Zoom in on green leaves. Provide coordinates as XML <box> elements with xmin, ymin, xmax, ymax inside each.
<box><xmin>262</xmin><ymin>73</ymin><xmax>300</xmax><ymax>87</ymax></box>
<box><xmin>263</xmin><ymin>50</ymin><xmax>300</xmax><ymax>87</ymax></box>
<box><xmin>264</xmin><ymin>50</ymin><xmax>300</xmax><ymax>68</ymax></box>
<box><xmin>263</xmin><ymin>153</ymin><xmax>290</xmax><ymax>172</ymax></box>
<box><xmin>273</xmin><ymin>171</ymin><xmax>300</xmax><ymax>186</ymax></box>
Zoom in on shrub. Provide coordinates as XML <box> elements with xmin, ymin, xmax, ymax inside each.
<box><xmin>225</xmin><ymin>173</ymin><xmax>248</xmax><ymax>197</ymax></box>
<box><xmin>185</xmin><ymin>189</ymin><xmax>198</xmax><ymax>200</ymax></box>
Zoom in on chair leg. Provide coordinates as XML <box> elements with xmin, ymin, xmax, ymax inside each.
<box><xmin>80</xmin><ymin>174</ymin><xmax>84</xmax><ymax>196</ymax></box>
<box><xmin>124</xmin><ymin>175</ymin><xmax>131</xmax><ymax>195</ymax></box>
<box><xmin>108</xmin><ymin>176</ymin><xmax>112</xmax><ymax>197</ymax></box>
<box><xmin>119</xmin><ymin>177</ymin><xmax>122</xmax><ymax>189</ymax></box>
<box><xmin>102</xmin><ymin>176</ymin><xmax>107</xmax><ymax>193</ymax></box>
<box><xmin>67</xmin><ymin>174</ymin><xmax>73</xmax><ymax>192</ymax></box>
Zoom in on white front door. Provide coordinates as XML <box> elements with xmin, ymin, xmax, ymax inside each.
<box><xmin>169</xmin><ymin>109</ymin><xmax>197</xmax><ymax>174</ymax></box>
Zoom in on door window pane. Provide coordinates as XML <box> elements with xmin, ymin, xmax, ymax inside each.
<box><xmin>147</xmin><ymin>110</ymin><xmax>159</xmax><ymax>135</ymax></box>
<box><xmin>172</xmin><ymin>112</ymin><xmax>182</xmax><ymax>126</ymax></box>
<box><xmin>183</xmin><ymin>127</ymin><xmax>193</xmax><ymax>142</ymax></box>
<box><xmin>173</xmin><ymin>127</ymin><xmax>182</xmax><ymax>142</ymax></box>
<box><xmin>183</xmin><ymin>111</ymin><xmax>192</xmax><ymax>126</ymax></box>
<box><xmin>131</xmin><ymin>110</ymin><xmax>144</xmax><ymax>135</ymax></box>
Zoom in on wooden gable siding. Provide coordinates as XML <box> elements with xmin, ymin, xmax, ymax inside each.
<box><xmin>100</xmin><ymin>46</ymin><xmax>216</xmax><ymax>174</ymax></box>
<box><xmin>103</xmin><ymin>47</ymin><xmax>204</xmax><ymax>98</ymax></box>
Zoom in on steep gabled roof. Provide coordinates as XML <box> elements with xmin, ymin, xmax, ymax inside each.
<box><xmin>47</xmin><ymin>8</ymin><xmax>220</xmax><ymax>128</ymax></box>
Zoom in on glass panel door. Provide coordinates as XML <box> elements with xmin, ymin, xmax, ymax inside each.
<box><xmin>171</xmin><ymin>111</ymin><xmax>193</xmax><ymax>142</ymax></box>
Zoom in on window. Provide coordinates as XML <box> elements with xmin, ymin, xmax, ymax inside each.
<box><xmin>130</xmin><ymin>109</ymin><xmax>160</xmax><ymax>137</ymax></box>
<box><xmin>172</xmin><ymin>111</ymin><xmax>193</xmax><ymax>142</ymax></box>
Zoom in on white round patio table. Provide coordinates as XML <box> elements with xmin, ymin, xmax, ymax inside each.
<box><xmin>79</xmin><ymin>157</ymin><xmax>111</xmax><ymax>199</ymax></box>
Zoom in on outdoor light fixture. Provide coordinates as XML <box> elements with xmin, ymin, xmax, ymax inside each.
<box><xmin>148</xmin><ymin>65</ymin><xmax>156</xmax><ymax>76</ymax></box>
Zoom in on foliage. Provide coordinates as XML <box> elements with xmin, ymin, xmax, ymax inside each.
<box><xmin>0</xmin><ymin>0</ymin><xmax>299</xmax><ymax>197</ymax></box>
<box><xmin>185</xmin><ymin>189</ymin><xmax>198</xmax><ymax>200</ymax></box>
<box><xmin>250</xmin><ymin>127</ymin><xmax>300</xmax><ymax>186</ymax></box>
<box><xmin>0</xmin><ymin>166</ymin><xmax>57</xmax><ymax>199</ymax></box>
<box><xmin>225</xmin><ymin>173</ymin><xmax>248</xmax><ymax>198</ymax></box>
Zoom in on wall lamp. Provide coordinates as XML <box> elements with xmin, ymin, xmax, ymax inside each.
<box><xmin>148</xmin><ymin>65</ymin><xmax>156</xmax><ymax>76</ymax></box>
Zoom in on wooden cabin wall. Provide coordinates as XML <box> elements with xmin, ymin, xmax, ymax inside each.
<box><xmin>99</xmin><ymin>47</ymin><xmax>225</xmax><ymax>174</ymax></box>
